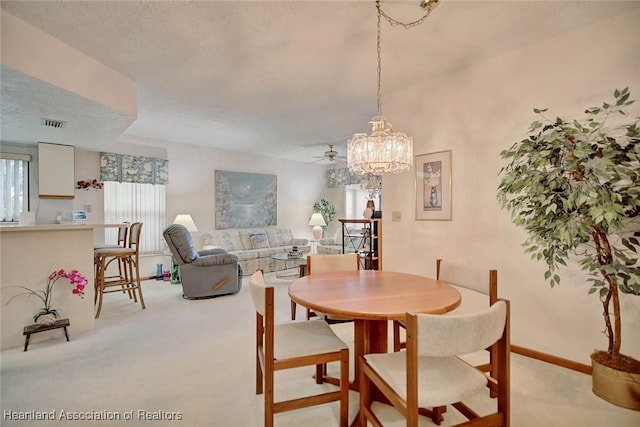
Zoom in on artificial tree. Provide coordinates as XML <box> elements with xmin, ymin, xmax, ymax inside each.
<box><xmin>497</xmin><ymin>88</ymin><xmax>640</xmax><ymax>373</ymax></box>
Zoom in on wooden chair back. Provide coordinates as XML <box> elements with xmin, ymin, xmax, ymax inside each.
<box><xmin>436</xmin><ymin>258</ymin><xmax>497</xmax><ymax>304</ymax></box>
<box><xmin>305</xmin><ymin>253</ymin><xmax>360</xmax><ymax>320</ymax></box>
<box><xmin>117</xmin><ymin>223</ymin><xmax>129</xmax><ymax>246</ymax></box>
<box><xmin>306</xmin><ymin>253</ymin><xmax>360</xmax><ymax>274</ymax></box>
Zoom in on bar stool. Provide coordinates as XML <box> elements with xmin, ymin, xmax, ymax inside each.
<box><xmin>94</xmin><ymin>222</ymin><xmax>145</xmax><ymax>318</ymax></box>
<box><xmin>94</xmin><ymin>222</ymin><xmax>129</xmax><ymax>290</ymax></box>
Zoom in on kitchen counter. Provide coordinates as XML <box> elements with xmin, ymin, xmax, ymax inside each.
<box><xmin>1</xmin><ymin>224</ymin><xmax>95</xmax><ymax>350</ymax></box>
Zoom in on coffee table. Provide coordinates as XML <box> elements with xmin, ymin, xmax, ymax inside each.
<box><xmin>270</xmin><ymin>252</ymin><xmax>306</xmax><ymax>278</ymax></box>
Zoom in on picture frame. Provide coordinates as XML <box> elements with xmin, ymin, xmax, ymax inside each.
<box><xmin>214</xmin><ymin>170</ymin><xmax>277</xmax><ymax>229</ymax></box>
<box><xmin>415</xmin><ymin>150</ymin><xmax>452</xmax><ymax>221</ymax></box>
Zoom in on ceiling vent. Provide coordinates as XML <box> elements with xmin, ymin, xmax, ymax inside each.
<box><xmin>41</xmin><ymin>118</ymin><xmax>67</xmax><ymax>129</ymax></box>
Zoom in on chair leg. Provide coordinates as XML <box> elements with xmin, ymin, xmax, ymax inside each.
<box><xmin>290</xmin><ymin>300</ymin><xmax>296</xmax><ymax>320</ymax></box>
<box><xmin>359</xmin><ymin>359</ymin><xmax>371</xmax><ymax>427</ymax></box>
<box><xmin>490</xmin><ymin>344</ymin><xmax>498</xmax><ymax>398</ymax></box>
<box><xmin>315</xmin><ymin>363</ymin><xmax>324</xmax><ymax>384</ymax></box>
<box><xmin>432</xmin><ymin>406</ymin><xmax>445</xmax><ymax>425</ymax></box>
<box><xmin>256</xmin><ymin>351</ymin><xmax>263</xmax><ymax>395</ymax></box>
<box><xmin>133</xmin><ymin>259</ymin><xmax>145</xmax><ymax>309</ymax></box>
<box><xmin>339</xmin><ymin>349</ymin><xmax>349</xmax><ymax>427</ymax></box>
<box><xmin>95</xmin><ymin>256</ymin><xmax>106</xmax><ymax>319</ymax></box>
<box><xmin>264</xmin><ymin>363</ymin><xmax>274</xmax><ymax>427</ymax></box>
<box><xmin>393</xmin><ymin>321</ymin><xmax>402</xmax><ymax>352</ymax></box>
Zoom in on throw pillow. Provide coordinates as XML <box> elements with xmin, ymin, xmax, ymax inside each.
<box><xmin>249</xmin><ymin>231</ymin><xmax>270</xmax><ymax>249</ymax></box>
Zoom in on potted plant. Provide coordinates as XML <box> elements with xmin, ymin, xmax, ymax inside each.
<box><xmin>6</xmin><ymin>269</ymin><xmax>87</xmax><ymax>325</ymax></box>
<box><xmin>497</xmin><ymin>88</ymin><xmax>640</xmax><ymax>410</ymax></box>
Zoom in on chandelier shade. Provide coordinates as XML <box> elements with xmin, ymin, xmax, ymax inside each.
<box><xmin>348</xmin><ymin>116</ymin><xmax>413</xmax><ymax>175</ymax></box>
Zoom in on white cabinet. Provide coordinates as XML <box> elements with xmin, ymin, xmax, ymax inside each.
<box><xmin>38</xmin><ymin>142</ymin><xmax>75</xmax><ymax>199</ymax></box>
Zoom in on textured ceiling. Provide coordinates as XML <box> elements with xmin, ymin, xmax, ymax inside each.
<box><xmin>1</xmin><ymin>1</ymin><xmax>638</xmax><ymax>163</ymax></box>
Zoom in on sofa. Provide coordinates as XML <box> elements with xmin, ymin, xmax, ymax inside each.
<box><xmin>317</xmin><ymin>228</ymin><xmax>363</xmax><ymax>255</ymax></box>
<box><xmin>202</xmin><ymin>228</ymin><xmax>309</xmax><ymax>275</ymax></box>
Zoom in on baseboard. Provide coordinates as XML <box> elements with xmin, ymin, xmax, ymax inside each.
<box><xmin>511</xmin><ymin>344</ymin><xmax>592</xmax><ymax>375</ymax></box>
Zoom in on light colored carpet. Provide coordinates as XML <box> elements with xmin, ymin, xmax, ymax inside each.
<box><xmin>1</xmin><ymin>275</ymin><xmax>639</xmax><ymax>426</ymax></box>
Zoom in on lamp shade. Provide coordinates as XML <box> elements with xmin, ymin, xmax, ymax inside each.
<box><xmin>308</xmin><ymin>213</ymin><xmax>327</xmax><ymax>227</ymax></box>
<box><xmin>173</xmin><ymin>214</ymin><xmax>198</xmax><ymax>232</ymax></box>
<box><xmin>308</xmin><ymin>213</ymin><xmax>326</xmax><ymax>240</ymax></box>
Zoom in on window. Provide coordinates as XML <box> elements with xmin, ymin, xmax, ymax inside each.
<box><xmin>345</xmin><ymin>184</ymin><xmax>381</xmax><ymax>219</ymax></box>
<box><xmin>103</xmin><ymin>182</ymin><xmax>166</xmax><ymax>254</ymax></box>
<box><xmin>0</xmin><ymin>154</ymin><xmax>30</xmax><ymax>222</ymax></box>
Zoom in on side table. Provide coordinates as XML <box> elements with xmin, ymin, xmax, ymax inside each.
<box><xmin>23</xmin><ymin>318</ymin><xmax>70</xmax><ymax>351</ymax></box>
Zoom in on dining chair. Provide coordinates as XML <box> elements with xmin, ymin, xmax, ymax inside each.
<box><xmin>360</xmin><ymin>299</ymin><xmax>510</xmax><ymax>427</ymax></box>
<box><xmin>393</xmin><ymin>258</ymin><xmax>498</xmax><ymax>353</ymax></box>
<box><xmin>248</xmin><ymin>270</ymin><xmax>350</xmax><ymax>427</ymax></box>
<box><xmin>94</xmin><ymin>222</ymin><xmax>146</xmax><ymax>318</ymax></box>
<box><xmin>392</xmin><ymin>259</ymin><xmax>499</xmax><ymax>420</ymax></box>
<box><xmin>304</xmin><ymin>253</ymin><xmax>360</xmax><ymax>322</ymax></box>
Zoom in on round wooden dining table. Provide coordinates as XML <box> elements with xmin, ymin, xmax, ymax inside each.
<box><xmin>288</xmin><ymin>269</ymin><xmax>462</xmax><ymax>391</ymax></box>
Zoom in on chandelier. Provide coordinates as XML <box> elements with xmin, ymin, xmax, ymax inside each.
<box><xmin>348</xmin><ymin>0</ymin><xmax>440</xmax><ymax>175</ymax></box>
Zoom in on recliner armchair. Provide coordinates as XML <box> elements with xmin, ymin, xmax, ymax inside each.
<box><xmin>163</xmin><ymin>224</ymin><xmax>242</xmax><ymax>299</ymax></box>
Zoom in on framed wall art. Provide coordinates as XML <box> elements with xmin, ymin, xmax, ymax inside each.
<box><xmin>415</xmin><ymin>150</ymin><xmax>452</xmax><ymax>221</ymax></box>
<box><xmin>214</xmin><ymin>170</ymin><xmax>277</xmax><ymax>229</ymax></box>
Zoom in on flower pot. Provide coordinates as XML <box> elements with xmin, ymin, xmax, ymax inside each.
<box><xmin>592</xmin><ymin>356</ymin><xmax>640</xmax><ymax>411</ymax></box>
<box><xmin>36</xmin><ymin>313</ymin><xmax>57</xmax><ymax>326</ymax></box>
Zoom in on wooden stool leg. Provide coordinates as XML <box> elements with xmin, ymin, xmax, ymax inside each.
<box><xmin>132</xmin><ymin>257</ymin><xmax>145</xmax><ymax>309</ymax></box>
<box><xmin>95</xmin><ymin>255</ymin><xmax>106</xmax><ymax>318</ymax></box>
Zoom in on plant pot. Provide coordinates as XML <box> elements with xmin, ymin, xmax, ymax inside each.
<box><xmin>36</xmin><ymin>313</ymin><xmax>57</xmax><ymax>326</ymax></box>
<box><xmin>592</xmin><ymin>356</ymin><xmax>640</xmax><ymax>411</ymax></box>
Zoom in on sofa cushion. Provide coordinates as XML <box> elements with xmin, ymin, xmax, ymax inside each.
<box><xmin>203</xmin><ymin>230</ymin><xmax>243</xmax><ymax>251</ymax></box>
<box><xmin>249</xmin><ymin>230</ymin><xmax>270</xmax><ymax>249</ymax></box>
<box><xmin>255</xmin><ymin>247</ymin><xmax>285</xmax><ymax>258</ymax></box>
<box><xmin>230</xmin><ymin>250</ymin><xmax>258</xmax><ymax>261</ymax></box>
<box><xmin>267</xmin><ymin>228</ymin><xmax>293</xmax><ymax>247</ymax></box>
<box><xmin>239</xmin><ymin>230</ymin><xmax>253</xmax><ymax>250</ymax></box>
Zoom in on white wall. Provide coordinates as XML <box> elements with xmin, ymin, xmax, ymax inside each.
<box><xmin>382</xmin><ymin>9</ymin><xmax>640</xmax><ymax>364</ymax></box>
<box><xmin>4</xmin><ymin>138</ymin><xmax>328</xmax><ymax>280</ymax></box>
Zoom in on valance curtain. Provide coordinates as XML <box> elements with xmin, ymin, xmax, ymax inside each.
<box><xmin>100</xmin><ymin>152</ymin><xmax>169</xmax><ymax>184</ymax></box>
<box><xmin>327</xmin><ymin>168</ymin><xmax>380</xmax><ymax>189</ymax></box>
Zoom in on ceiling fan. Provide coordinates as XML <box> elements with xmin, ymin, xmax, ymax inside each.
<box><xmin>310</xmin><ymin>145</ymin><xmax>347</xmax><ymax>164</ymax></box>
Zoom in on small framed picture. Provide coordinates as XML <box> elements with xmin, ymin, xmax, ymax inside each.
<box><xmin>72</xmin><ymin>210</ymin><xmax>87</xmax><ymax>222</ymax></box>
<box><xmin>415</xmin><ymin>150</ymin><xmax>452</xmax><ymax>221</ymax></box>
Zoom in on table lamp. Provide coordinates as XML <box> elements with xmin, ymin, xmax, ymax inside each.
<box><xmin>173</xmin><ymin>214</ymin><xmax>198</xmax><ymax>232</ymax></box>
<box><xmin>308</xmin><ymin>213</ymin><xmax>326</xmax><ymax>240</ymax></box>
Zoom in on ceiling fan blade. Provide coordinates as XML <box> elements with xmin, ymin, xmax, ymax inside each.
<box><xmin>308</xmin><ymin>158</ymin><xmax>327</xmax><ymax>164</ymax></box>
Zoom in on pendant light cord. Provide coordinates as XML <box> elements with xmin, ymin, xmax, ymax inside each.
<box><xmin>375</xmin><ymin>0</ymin><xmax>439</xmax><ymax>117</ymax></box>
<box><xmin>376</xmin><ymin>0</ymin><xmax>382</xmax><ymax>116</ymax></box>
